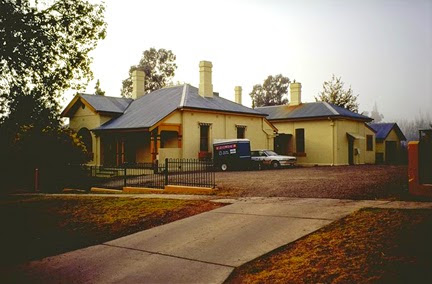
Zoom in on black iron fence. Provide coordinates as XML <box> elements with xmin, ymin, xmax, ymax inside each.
<box><xmin>27</xmin><ymin>158</ymin><xmax>215</xmax><ymax>192</ymax></box>
<box><xmin>166</xmin><ymin>159</ymin><xmax>215</xmax><ymax>188</ymax></box>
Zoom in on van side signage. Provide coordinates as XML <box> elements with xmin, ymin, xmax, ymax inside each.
<box><xmin>215</xmin><ymin>144</ymin><xmax>237</xmax><ymax>151</ymax></box>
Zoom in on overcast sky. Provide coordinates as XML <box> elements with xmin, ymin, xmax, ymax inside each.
<box><xmin>74</xmin><ymin>0</ymin><xmax>432</xmax><ymax>122</ymax></box>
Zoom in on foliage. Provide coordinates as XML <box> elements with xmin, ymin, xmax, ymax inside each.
<box><xmin>250</xmin><ymin>74</ymin><xmax>290</xmax><ymax>107</ymax></box>
<box><xmin>10</xmin><ymin>125</ymin><xmax>89</xmax><ymax>167</ymax></box>
<box><xmin>0</xmin><ymin>0</ymin><xmax>106</xmax><ymax>191</ymax></box>
<box><xmin>0</xmin><ymin>122</ymin><xmax>91</xmax><ymax>192</ymax></box>
<box><xmin>398</xmin><ymin>112</ymin><xmax>432</xmax><ymax>142</ymax></box>
<box><xmin>94</xmin><ymin>79</ymin><xmax>105</xmax><ymax>96</ymax></box>
<box><xmin>0</xmin><ymin>0</ymin><xmax>107</xmax><ymax>119</ymax></box>
<box><xmin>120</xmin><ymin>48</ymin><xmax>177</xmax><ymax>98</ymax></box>
<box><xmin>363</xmin><ymin>102</ymin><xmax>384</xmax><ymax>122</ymax></box>
<box><xmin>315</xmin><ymin>74</ymin><xmax>359</xmax><ymax>113</ymax></box>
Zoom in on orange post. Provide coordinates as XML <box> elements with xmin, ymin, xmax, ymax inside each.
<box><xmin>408</xmin><ymin>141</ymin><xmax>432</xmax><ymax>197</ymax></box>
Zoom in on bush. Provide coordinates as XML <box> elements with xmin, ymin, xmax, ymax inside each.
<box><xmin>0</xmin><ymin>125</ymin><xmax>90</xmax><ymax>193</ymax></box>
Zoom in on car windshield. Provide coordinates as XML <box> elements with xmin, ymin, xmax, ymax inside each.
<box><xmin>264</xmin><ymin>150</ymin><xmax>278</xmax><ymax>156</ymax></box>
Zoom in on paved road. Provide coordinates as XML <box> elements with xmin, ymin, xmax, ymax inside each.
<box><xmin>10</xmin><ymin>197</ymin><xmax>432</xmax><ymax>284</ymax></box>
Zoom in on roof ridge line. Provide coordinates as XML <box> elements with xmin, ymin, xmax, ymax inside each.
<box><xmin>80</xmin><ymin>93</ymin><xmax>132</xmax><ymax>101</ymax></box>
<box><xmin>323</xmin><ymin>102</ymin><xmax>339</xmax><ymax>115</ymax></box>
<box><xmin>179</xmin><ymin>84</ymin><xmax>188</xmax><ymax>108</ymax></box>
<box><xmin>256</xmin><ymin>104</ymin><xmax>285</xmax><ymax>109</ymax></box>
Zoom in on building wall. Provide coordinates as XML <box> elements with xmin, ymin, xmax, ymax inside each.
<box><xmin>133</xmin><ymin>132</ymin><xmax>152</xmax><ymax>163</ymax></box>
<box><xmin>180</xmin><ymin>110</ymin><xmax>274</xmax><ymax>159</ymax></box>
<box><xmin>365</xmin><ymin>127</ymin><xmax>376</xmax><ymax>164</ymax></box>
<box><xmin>271</xmin><ymin>119</ymin><xmax>334</xmax><ymax>166</ymax></box>
<box><xmin>271</xmin><ymin>119</ymin><xmax>373</xmax><ymax>166</ymax></box>
<box><xmin>69</xmin><ymin>103</ymin><xmax>107</xmax><ymax>165</ymax></box>
<box><xmin>336</xmin><ymin>120</ymin><xmax>367</xmax><ymax>165</ymax></box>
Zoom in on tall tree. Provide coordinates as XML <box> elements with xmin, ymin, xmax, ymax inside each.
<box><xmin>250</xmin><ymin>74</ymin><xmax>290</xmax><ymax>107</ymax></box>
<box><xmin>0</xmin><ymin>0</ymin><xmax>106</xmax><ymax>178</ymax></box>
<box><xmin>370</xmin><ymin>102</ymin><xmax>384</xmax><ymax>122</ymax></box>
<box><xmin>398</xmin><ymin>112</ymin><xmax>432</xmax><ymax>142</ymax></box>
<box><xmin>94</xmin><ymin>79</ymin><xmax>105</xmax><ymax>96</ymax></box>
<box><xmin>0</xmin><ymin>0</ymin><xmax>107</xmax><ymax>124</ymax></box>
<box><xmin>120</xmin><ymin>48</ymin><xmax>177</xmax><ymax>98</ymax></box>
<box><xmin>315</xmin><ymin>74</ymin><xmax>359</xmax><ymax>113</ymax></box>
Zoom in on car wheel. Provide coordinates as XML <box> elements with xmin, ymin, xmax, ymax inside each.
<box><xmin>271</xmin><ymin>161</ymin><xmax>280</xmax><ymax>169</ymax></box>
<box><xmin>220</xmin><ymin>163</ymin><xmax>228</xmax><ymax>171</ymax></box>
<box><xmin>257</xmin><ymin>162</ymin><xmax>263</xmax><ymax>171</ymax></box>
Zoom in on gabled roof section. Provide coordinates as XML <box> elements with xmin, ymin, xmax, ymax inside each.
<box><xmin>256</xmin><ymin>102</ymin><xmax>372</xmax><ymax>122</ymax></box>
<box><xmin>61</xmin><ymin>93</ymin><xmax>133</xmax><ymax>117</ymax></box>
<box><xmin>80</xmin><ymin>94</ymin><xmax>132</xmax><ymax>114</ymax></box>
<box><xmin>94</xmin><ymin>84</ymin><xmax>266</xmax><ymax>131</ymax></box>
<box><xmin>368</xmin><ymin>123</ymin><xmax>406</xmax><ymax>141</ymax></box>
<box><xmin>95</xmin><ymin>85</ymin><xmax>184</xmax><ymax>130</ymax></box>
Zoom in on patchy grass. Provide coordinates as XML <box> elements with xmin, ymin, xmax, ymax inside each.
<box><xmin>226</xmin><ymin>208</ymin><xmax>432</xmax><ymax>283</ymax></box>
<box><xmin>0</xmin><ymin>195</ymin><xmax>224</xmax><ymax>267</ymax></box>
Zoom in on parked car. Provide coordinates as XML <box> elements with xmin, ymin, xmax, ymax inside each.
<box><xmin>250</xmin><ymin>150</ymin><xmax>297</xmax><ymax>169</ymax></box>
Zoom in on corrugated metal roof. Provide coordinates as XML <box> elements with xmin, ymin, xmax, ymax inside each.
<box><xmin>94</xmin><ymin>84</ymin><xmax>264</xmax><ymax>131</ymax></box>
<box><xmin>257</xmin><ymin>102</ymin><xmax>371</xmax><ymax>121</ymax></box>
<box><xmin>95</xmin><ymin>86</ymin><xmax>183</xmax><ymax>130</ymax></box>
<box><xmin>368</xmin><ymin>123</ymin><xmax>406</xmax><ymax>141</ymax></box>
<box><xmin>183</xmin><ymin>85</ymin><xmax>264</xmax><ymax>116</ymax></box>
<box><xmin>80</xmin><ymin>94</ymin><xmax>132</xmax><ymax>114</ymax></box>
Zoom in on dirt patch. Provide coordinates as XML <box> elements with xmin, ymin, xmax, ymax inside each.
<box><xmin>216</xmin><ymin>165</ymin><xmax>410</xmax><ymax>200</ymax></box>
<box><xmin>226</xmin><ymin>208</ymin><xmax>432</xmax><ymax>283</ymax></box>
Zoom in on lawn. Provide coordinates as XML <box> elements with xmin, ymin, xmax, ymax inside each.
<box><xmin>0</xmin><ymin>195</ymin><xmax>224</xmax><ymax>267</ymax></box>
<box><xmin>226</xmin><ymin>208</ymin><xmax>432</xmax><ymax>283</ymax></box>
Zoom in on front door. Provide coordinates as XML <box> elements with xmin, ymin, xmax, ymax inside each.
<box><xmin>102</xmin><ymin>137</ymin><xmax>117</xmax><ymax>167</ymax></box>
<box><xmin>385</xmin><ymin>141</ymin><xmax>397</xmax><ymax>164</ymax></box>
<box><xmin>274</xmin><ymin>134</ymin><xmax>292</xmax><ymax>155</ymax></box>
<box><xmin>348</xmin><ymin>137</ymin><xmax>354</xmax><ymax>165</ymax></box>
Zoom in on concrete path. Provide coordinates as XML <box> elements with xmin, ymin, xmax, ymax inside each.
<box><xmin>14</xmin><ymin>197</ymin><xmax>432</xmax><ymax>284</ymax></box>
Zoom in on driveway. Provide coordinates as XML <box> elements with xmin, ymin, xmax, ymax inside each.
<box><xmin>216</xmin><ymin>165</ymin><xmax>408</xmax><ymax>200</ymax></box>
<box><xmin>8</xmin><ymin>196</ymin><xmax>431</xmax><ymax>284</ymax></box>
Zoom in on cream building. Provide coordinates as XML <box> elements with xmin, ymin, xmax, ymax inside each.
<box><xmin>62</xmin><ymin>61</ymin><xmax>276</xmax><ymax>166</ymax></box>
<box><xmin>257</xmin><ymin>83</ymin><xmax>376</xmax><ymax>166</ymax></box>
<box><xmin>368</xmin><ymin>123</ymin><xmax>406</xmax><ymax>164</ymax></box>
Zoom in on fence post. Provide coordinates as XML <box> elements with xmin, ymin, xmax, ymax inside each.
<box><xmin>164</xmin><ymin>158</ymin><xmax>169</xmax><ymax>186</ymax></box>
<box><xmin>123</xmin><ymin>165</ymin><xmax>127</xmax><ymax>188</ymax></box>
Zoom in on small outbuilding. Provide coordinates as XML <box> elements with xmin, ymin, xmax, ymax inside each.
<box><xmin>256</xmin><ymin>83</ymin><xmax>375</xmax><ymax>166</ymax></box>
<box><xmin>368</xmin><ymin>123</ymin><xmax>406</xmax><ymax>164</ymax></box>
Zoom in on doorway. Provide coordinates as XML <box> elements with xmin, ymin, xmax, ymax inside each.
<box><xmin>348</xmin><ymin>136</ymin><xmax>354</xmax><ymax>165</ymax></box>
<box><xmin>385</xmin><ymin>141</ymin><xmax>397</xmax><ymax>164</ymax></box>
<box><xmin>274</xmin><ymin>134</ymin><xmax>292</xmax><ymax>155</ymax></box>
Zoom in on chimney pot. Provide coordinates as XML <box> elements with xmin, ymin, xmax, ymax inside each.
<box><xmin>131</xmin><ymin>69</ymin><xmax>145</xmax><ymax>99</ymax></box>
<box><xmin>234</xmin><ymin>86</ymin><xmax>242</xmax><ymax>105</ymax></box>
<box><xmin>199</xmin><ymin>61</ymin><xmax>213</xmax><ymax>98</ymax></box>
<box><xmin>289</xmin><ymin>82</ymin><xmax>302</xmax><ymax>106</ymax></box>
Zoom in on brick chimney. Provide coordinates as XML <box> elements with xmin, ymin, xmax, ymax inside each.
<box><xmin>289</xmin><ymin>82</ymin><xmax>302</xmax><ymax>106</ymax></box>
<box><xmin>234</xmin><ymin>86</ymin><xmax>242</xmax><ymax>104</ymax></box>
<box><xmin>131</xmin><ymin>69</ymin><xmax>145</xmax><ymax>99</ymax></box>
<box><xmin>199</xmin><ymin>61</ymin><xmax>213</xmax><ymax>98</ymax></box>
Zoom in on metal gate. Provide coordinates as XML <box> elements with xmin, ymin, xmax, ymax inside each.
<box><xmin>419</xmin><ymin>129</ymin><xmax>432</xmax><ymax>184</ymax></box>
